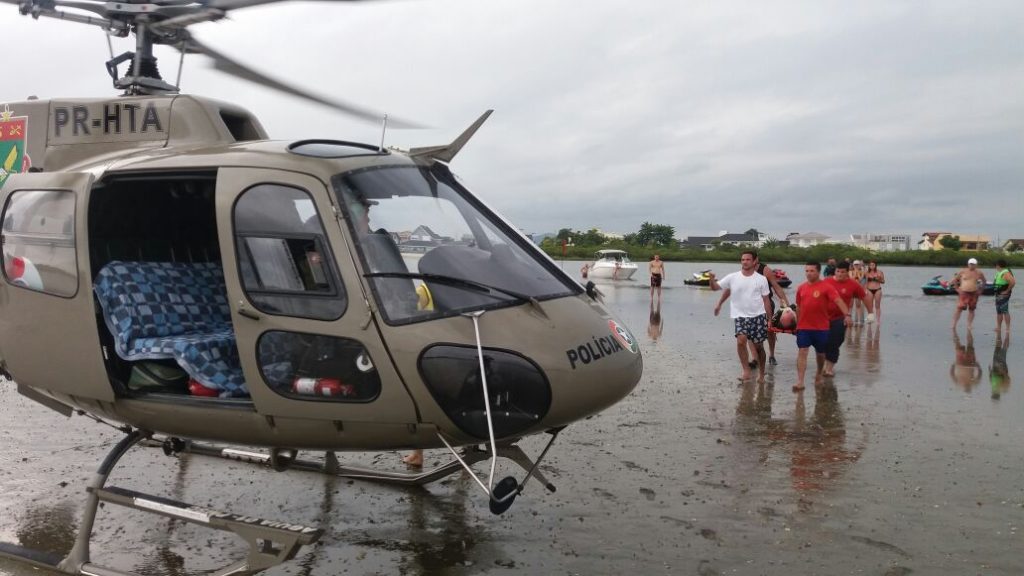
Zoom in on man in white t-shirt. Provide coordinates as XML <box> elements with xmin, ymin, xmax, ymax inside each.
<box><xmin>709</xmin><ymin>250</ymin><xmax>772</xmax><ymax>383</ymax></box>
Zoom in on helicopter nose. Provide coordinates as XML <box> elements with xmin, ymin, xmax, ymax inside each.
<box><xmin>416</xmin><ymin>314</ymin><xmax>641</xmax><ymax>442</ymax></box>
<box><xmin>542</xmin><ymin>317</ymin><xmax>643</xmax><ymax>429</ymax></box>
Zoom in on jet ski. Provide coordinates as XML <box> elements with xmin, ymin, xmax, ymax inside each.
<box><xmin>922</xmin><ymin>275</ymin><xmax>996</xmax><ymax>296</ymax></box>
<box><xmin>684</xmin><ymin>270</ymin><xmax>713</xmax><ymax>286</ymax></box>
<box><xmin>773</xmin><ymin>268</ymin><xmax>792</xmax><ymax>288</ymax></box>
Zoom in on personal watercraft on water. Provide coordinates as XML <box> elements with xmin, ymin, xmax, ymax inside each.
<box><xmin>773</xmin><ymin>268</ymin><xmax>792</xmax><ymax>288</ymax></box>
<box><xmin>921</xmin><ymin>275</ymin><xmax>996</xmax><ymax>296</ymax></box>
<box><xmin>683</xmin><ymin>270</ymin><xmax>713</xmax><ymax>286</ymax></box>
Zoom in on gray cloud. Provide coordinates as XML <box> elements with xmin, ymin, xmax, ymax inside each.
<box><xmin>3</xmin><ymin>0</ymin><xmax>1021</xmax><ymax>243</ymax></box>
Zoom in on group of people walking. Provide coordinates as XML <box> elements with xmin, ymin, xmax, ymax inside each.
<box><xmin>704</xmin><ymin>250</ymin><xmax>1015</xmax><ymax>393</ymax></box>
<box><xmin>709</xmin><ymin>250</ymin><xmax>881</xmax><ymax>392</ymax></box>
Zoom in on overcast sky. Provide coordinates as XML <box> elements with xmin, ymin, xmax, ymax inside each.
<box><xmin>3</xmin><ymin>0</ymin><xmax>1022</xmax><ymax>243</ymax></box>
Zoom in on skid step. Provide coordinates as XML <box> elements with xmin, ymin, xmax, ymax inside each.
<box><xmin>83</xmin><ymin>486</ymin><xmax>323</xmax><ymax>576</ymax></box>
<box><xmin>0</xmin><ymin>541</ymin><xmax>63</xmax><ymax>569</ymax></box>
<box><xmin>150</xmin><ymin>438</ymin><xmax>557</xmax><ymax>492</ymax></box>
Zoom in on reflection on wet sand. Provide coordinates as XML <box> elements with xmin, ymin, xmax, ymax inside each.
<box><xmin>789</xmin><ymin>384</ymin><xmax>864</xmax><ymax>493</ymax></box>
<box><xmin>951</xmin><ymin>330</ymin><xmax>983</xmax><ymax>392</ymax></box>
<box><xmin>401</xmin><ymin>475</ymin><xmax>477</xmax><ymax>572</ymax></box>
<box><xmin>15</xmin><ymin>502</ymin><xmax>77</xmax><ymax>557</ymax></box>
<box><xmin>843</xmin><ymin>324</ymin><xmax>882</xmax><ymax>378</ymax></box>
<box><xmin>647</xmin><ymin>301</ymin><xmax>664</xmax><ymax>342</ymax></box>
<box><xmin>990</xmin><ymin>334</ymin><xmax>1011</xmax><ymax>400</ymax></box>
<box><xmin>735</xmin><ymin>381</ymin><xmax>865</xmax><ymax>494</ymax></box>
<box><xmin>291</xmin><ymin>470</ymin><xmax>341</xmax><ymax>576</ymax></box>
<box><xmin>351</xmin><ymin>472</ymin><xmax>487</xmax><ymax>573</ymax></box>
<box><xmin>132</xmin><ymin>454</ymin><xmax>193</xmax><ymax>576</ymax></box>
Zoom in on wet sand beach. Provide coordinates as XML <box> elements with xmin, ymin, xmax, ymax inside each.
<box><xmin>1</xmin><ymin>262</ymin><xmax>1022</xmax><ymax>575</ymax></box>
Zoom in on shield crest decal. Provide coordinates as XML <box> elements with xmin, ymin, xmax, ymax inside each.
<box><xmin>0</xmin><ymin>104</ymin><xmax>31</xmax><ymax>187</ymax></box>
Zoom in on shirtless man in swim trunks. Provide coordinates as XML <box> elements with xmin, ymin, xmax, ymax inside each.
<box><xmin>650</xmin><ymin>255</ymin><xmax>665</xmax><ymax>302</ymax></box>
<box><xmin>952</xmin><ymin>258</ymin><xmax>986</xmax><ymax>330</ymax></box>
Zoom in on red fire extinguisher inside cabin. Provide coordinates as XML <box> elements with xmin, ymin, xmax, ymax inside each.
<box><xmin>292</xmin><ymin>377</ymin><xmax>355</xmax><ymax>397</ymax></box>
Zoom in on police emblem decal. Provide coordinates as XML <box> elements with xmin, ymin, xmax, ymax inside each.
<box><xmin>608</xmin><ymin>319</ymin><xmax>638</xmax><ymax>354</ymax></box>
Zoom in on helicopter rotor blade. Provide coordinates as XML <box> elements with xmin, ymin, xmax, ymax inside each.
<box><xmin>182</xmin><ymin>34</ymin><xmax>423</xmax><ymax>128</ymax></box>
<box><xmin>1</xmin><ymin>0</ymin><xmax>122</xmax><ymax>32</ymax></box>
<box><xmin>202</xmin><ymin>0</ymin><xmax>366</xmax><ymax>12</ymax></box>
<box><xmin>45</xmin><ymin>0</ymin><xmax>109</xmax><ymax>17</ymax></box>
<box><xmin>148</xmin><ymin>7</ymin><xmax>226</xmax><ymax>31</ymax></box>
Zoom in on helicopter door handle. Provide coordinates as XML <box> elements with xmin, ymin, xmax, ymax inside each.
<box><xmin>237</xmin><ymin>303</ymin><xmax>260</xmax><ymax>321</ymax></box>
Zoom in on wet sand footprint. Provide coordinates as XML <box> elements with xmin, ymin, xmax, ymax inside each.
<box><xmin>639</xmin><ymin>487</ymin><xmax>656</xmax><ymax>501</ymax></box>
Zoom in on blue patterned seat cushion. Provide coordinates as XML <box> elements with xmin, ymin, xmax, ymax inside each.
<box><xmin>94</xmin><ymin>261</ymin><xmax>247</xmax><ymax>397</ymax></box>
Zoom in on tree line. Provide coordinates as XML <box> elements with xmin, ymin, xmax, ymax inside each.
<box><xmin>539</xmin><ymin>224</ymin><xmax>1024</xmax><ymax>268</ymax></box>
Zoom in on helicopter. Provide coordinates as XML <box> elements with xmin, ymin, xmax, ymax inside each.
<box><xmin>0</xmin><ymin>0</ymin><xmax>643</xmax><ymax>573</ymax></box>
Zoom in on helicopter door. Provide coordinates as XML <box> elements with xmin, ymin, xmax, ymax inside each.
<box><xmin>215</xmin><ymin>168</ymin><xmax>417</xmax><ymax>422</ymax></box>
<box><xmin>0</xmin><ymin>172</ymin><xmax>115</xmax><ymax>401</ymax></box>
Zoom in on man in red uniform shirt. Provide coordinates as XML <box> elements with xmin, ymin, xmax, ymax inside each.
<box><xmin>822</xmin><ymin>262</ymin><xmax>875</xmax><ymax>377</ymax></box>
<box><xmin>794</xmin><ymin>262</ymin><xmax>850</xmax><ymax>391</ymax></box>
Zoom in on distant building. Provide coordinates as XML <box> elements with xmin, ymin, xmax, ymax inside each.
<box><xmin>401</xmin><ymin>225</ymin><xmax>447</xmax><ymax>253</ymax></box>
<box><xmin>679</xmin><ymin>231</ymin><xmax>761</xmax><ymax>251</ymax></box>
<box><xmin>918</xmin><ymin>232</ymin><xmax>952</xmax><ymax>251</ymax></box>
<box><xmin>918</xmin><ymin>232</ymin><xmax>990</xmax><ymax>252</ymax></box>
<box><xmin>958</xmin><ymin>235</ymin><xmax>992</xmax><ymax>251</ymax></box>
<box><xmin>595</xmin><ymin>228</ymin><xmax>625</xmax><ymax>241</ymax></box>
<box><xmin>849</xmin><ymin>233</ymin><xmax>912</xmax><ymax>252</ymax></box>
<box><xmin>785</xmin><ymin>232</ymin><xmax>832</xmax><ymax>248</ymax></box>
<box><xmin>1001</xmin><ymin>239</ymin><xmax>1024</xmax><ymax>252</ymax></box>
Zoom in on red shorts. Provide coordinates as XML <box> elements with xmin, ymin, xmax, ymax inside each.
<box><xmin>958</xmin><ymin>291</ymin><xmax>979</xmax><ymax>310</ymax></box>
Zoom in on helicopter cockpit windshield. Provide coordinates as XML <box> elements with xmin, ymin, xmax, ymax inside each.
<box><xmin>334</xmin><ymin>164</ymin><xmax>579</xmax><ymax>324</ymax></box>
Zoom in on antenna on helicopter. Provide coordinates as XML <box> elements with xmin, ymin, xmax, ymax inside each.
<box><xmin>379</xmin><ymin>113</ymin><xmax>389</xmax><ymax>152</ymax></box>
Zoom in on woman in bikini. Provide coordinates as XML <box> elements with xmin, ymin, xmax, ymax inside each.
<box><xmin>849</xmin><ymin>260</ymin><xmax>866</xmax><ymax>324</ymax></box>
<box><xmin>865</xmin><ymin>260</ymin><xmax>885</xmax><ymax>321</ymax></box>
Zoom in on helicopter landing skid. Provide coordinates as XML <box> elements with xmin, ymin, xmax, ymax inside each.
<box><xmin>0</xmin><ymin>429</ymin><xmax>323</xmax><ymax>576</ymax></box>
<box><xmin>143</xmin><ymin>437</ymin><xmax>557</xmax><ymax>492</ymax></box>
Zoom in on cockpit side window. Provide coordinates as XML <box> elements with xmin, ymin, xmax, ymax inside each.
<box><xmin>233</xmin><ymin>184</ymin><xmax>346</xmax><ymax>320</ymax></box>
<box><xmin>1</xmin><ymin>189</ymin><xmax>78</xmax><ymax>297</ymax></box>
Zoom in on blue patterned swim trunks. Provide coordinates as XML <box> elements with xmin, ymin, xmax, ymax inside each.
<box><xmin>734</xmin><ymin>314</ymin><xmax>768</xmax><ymax>343</ymax></box>
<box><xmin>995</xmin><ymin>292</ymin><xmax>1011</xmax><ymax>315</ymax></box>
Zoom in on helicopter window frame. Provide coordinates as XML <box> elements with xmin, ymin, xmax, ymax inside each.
<box><xmin>1</xmin><ymin>188</ymin><xmax>79</xmax><ymax>298</ymax></box>
<box><xmin>331</xmin><ymin>163</ymin><xmax>583</xmax><ymax>326</ymax></box>
<box><xmin>256</xmin><ymin>330</ymin><xmax>382</xmax><ymax>404</ymax></box>
<box><xmin>232</xmin><ymin>183</ymin><xmax>347</xmax><ymax>321</ymax></box>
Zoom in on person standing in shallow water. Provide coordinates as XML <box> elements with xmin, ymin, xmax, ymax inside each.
<box><xmin>952</xmin><ymin>258</ymin><xmax>986</xmax><ymax>330</ymax></box>
<box><xmin>649</xmin><ymin>255</ymin><xmax>665</xmax><ymax>302</ymax></box>
<box><xmin>864</xmin><ymin>260</ymin><xmax>885</xmax><ymax>322</ymax></box>
<box><xmin>709</xmin><ymin>250</ymin><xmax>772</xmax><ymax>384</ymax></box>
<box><xmin>993</xmin><ymin>259</ymin><xmax>1015</xmax><ymax>336</ymax></box>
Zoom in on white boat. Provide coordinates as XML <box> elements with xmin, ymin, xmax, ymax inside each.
<box><xmin>586</xmin><ymin>249</ymin><xmax>638</xmax><ymax>280</ymax></box>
